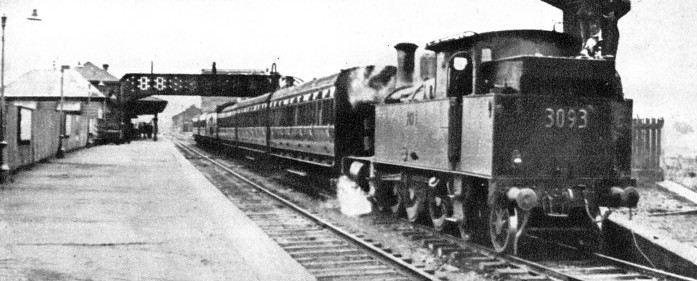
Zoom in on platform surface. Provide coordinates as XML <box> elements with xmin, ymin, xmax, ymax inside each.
<box><xmin>0</xmin><ymin>139</ymin><xmax>316</xmax><ymax>281</ymax></box>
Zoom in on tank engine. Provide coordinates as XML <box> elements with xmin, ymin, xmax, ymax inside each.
<box><xmin>194</xmin><ymin>29</ymin><xmax>639</xmax><ymax>255</ymax></box>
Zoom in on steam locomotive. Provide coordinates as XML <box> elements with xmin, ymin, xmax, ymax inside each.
<box><xmin>193</xmin><ymin>29</ymin><xmax>639</xmax><ymax>255</ymax></box>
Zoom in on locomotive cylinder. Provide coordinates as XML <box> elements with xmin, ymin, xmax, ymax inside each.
<box><xmin>394</xmin><ymin>42</ymin><xmax>418</xmax><ymax>88</ymax></box>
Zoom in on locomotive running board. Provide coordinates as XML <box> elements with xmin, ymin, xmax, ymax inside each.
<box><xmin>444</xmin><ymin>217</ymin><xmax>460</xmax><ymax>223</ymax></box>
<box><xmin>286</xmin><ymin>169</ymin><xmax>308</xmax><ymax>177</ymax></box>
<box><xmin>379</xmin><ymin>173</ymin><xmax>402</xmax><ymax>182</ymax></box>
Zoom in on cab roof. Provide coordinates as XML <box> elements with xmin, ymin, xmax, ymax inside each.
<box><xmin>425</xmin><ymin>30</ymin><xmax>578</xmax><ymax>52</ymax></box>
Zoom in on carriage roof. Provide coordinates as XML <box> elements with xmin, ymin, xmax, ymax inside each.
<box><xmin>269</xmin><ymin>73</ymin><xmax>339</xmax><ymax>102</ymax></box>
<box><xmin>220</xmin><ymin>92</ymin><xmax>272</xmax><ymax>112</ymax></box>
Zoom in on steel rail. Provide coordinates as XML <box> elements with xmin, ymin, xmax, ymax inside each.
<box><xmin>175</xmin><ymin>136</ymin><xmax>697</xmax><ymax>281</ymax></box>
<box><xmin>171</xmin><ymin>137</ymin><xmax>438</xmax><ymax>281</ymax></box>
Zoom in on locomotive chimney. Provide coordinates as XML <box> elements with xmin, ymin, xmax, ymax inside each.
<box><xmin>394</xmin><ymin>43</ymin><xmax>418</xmax><ymax>88</ymax></box>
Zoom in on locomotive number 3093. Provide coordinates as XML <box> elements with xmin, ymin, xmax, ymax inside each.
<box><xmin>545</xmin><ymin>108</ymin><xmax>588</xmax><ymax>129</ymax></box>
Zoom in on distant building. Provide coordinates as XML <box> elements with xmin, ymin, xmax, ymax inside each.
<box><xmin>171</xmin><ymin>105</ymin><xmax>202</xmax><ymax>133</ymax></box>
<box><xmin>74</xmin><ymin>62</ymin><xmax>122</xmax><ymax>142</ymax></box>
<box><xmin>74</xmin><ymin>62</ymin><xmax>120</xmax><ymax>96</ymax></box>
<box><xmin>200</xmin><ymin>96</ymin><xmax>241</xmax><ymax>113</ymax></box>
<box><xmin>4</xmin><ymin>68</ymin><xmax>106</xmax><ymax>171</ymax></box>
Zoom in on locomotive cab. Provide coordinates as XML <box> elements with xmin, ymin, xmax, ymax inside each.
<box><xmin>428</xmin><ymin>30</ymin><xmax>579</xmax><ymax>97</ymax></box>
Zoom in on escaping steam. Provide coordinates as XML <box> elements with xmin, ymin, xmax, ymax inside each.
<box><xmin>345</xmin><ymin>65</ymin><xmax>397</xmax><ymax>107</ymax></box>
<box><xmin>336</xmin><ymin>175</ymin><xmax>372</xmax><ymax>216</ymax></box>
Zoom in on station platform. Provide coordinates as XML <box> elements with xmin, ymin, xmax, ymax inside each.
<box><xmin>0</xmin><ymin>138</ymin><xmax>316</xmax><ymax>281</ymax></box>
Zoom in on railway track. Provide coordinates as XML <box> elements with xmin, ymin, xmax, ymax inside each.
<box><xmin>171</xmin><ymin>136</ymin><xmax>697</xmax><ymax>281</ymax></box>
<box><xmin>375</xmin><ymin>215</ymin><xmax>697</xmax><ymax>281</ymax></box>
<box><xmin>172</xmin><ymin>137</ymin><xmax>435</xmax><ymax>281</ymax></box>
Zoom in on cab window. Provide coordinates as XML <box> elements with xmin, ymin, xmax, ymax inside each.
<box><xmin>448</xmin><ymin>52</ymin><xmax>473</xmax><ymax>97</ymax></box>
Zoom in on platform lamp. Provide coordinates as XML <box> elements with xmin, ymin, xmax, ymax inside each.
<box><xmin>56</xmin><ymin>65</ymin><xmax>69</xmax><ymax>158</ymax></box>
<box><xmin>0</xmin><ymin>9</ymin><xmax>42</xmax><ymax>183</ymax></box>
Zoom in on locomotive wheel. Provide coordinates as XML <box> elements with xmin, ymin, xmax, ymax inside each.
<box><xmin>489</xmin><ymin>205</ymin><xmax>530</xmax><ymax>255</ymax></box>
<box><xmin>457</xmin><ymin>219</ymin><xmax>469</xmax><ymax>240</ymax></box>
<box><xmin>389</xmin><ymin>184</ymin><xmax>403</xmax><ymax>215</ymax></box>
<box><xmin>454</xmin><ymin>184</ymin><xmax>486</xmax><ymax>241</ymax></box>
<box><xmin>373</xmin><ymin>180</ymin><xmax>402</xmax><ymax>214</ymax></box>
<box><xmin>428</xmin><ymin>192</ymin><xmax>451</xmax><ymax>231</ymax></box>
<box><xmin>451</xmin><ymin>198</ymin><xmax>471</xmax><ymax>240</ymax></box>
<box><xmin>400</xmin><ymin>183</ymin><xmax>426</xmax><ymax>223</ymax></box>
<box><xmin>428</xmin><ymin>196</ymin><xmax>447</xmax><ymax>231</ymax></box>
<box><xmin>489</xmin><ymin>204</ymin><xmax>518</xmax><ymax>254</ymax></box>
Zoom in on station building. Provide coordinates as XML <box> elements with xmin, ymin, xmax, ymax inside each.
<box><xmin>3</xmin><ymin>66</ymin><xmax>107</xmax><ymax>172</ymax></box>
<box><xmin>171</xmin><ymin>105</ymin><xmax>201</xmax><ymax>133</ymax></box>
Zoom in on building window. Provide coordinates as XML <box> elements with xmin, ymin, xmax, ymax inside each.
<box><xmin>64</xmin><ymin>114</ymin><xmax>72</xmax><ymax>136</ymax></box>
<box><xmin>18</xmin><ymin>107</ymin><xmax>32</xmax><ymax>144</ymax></box>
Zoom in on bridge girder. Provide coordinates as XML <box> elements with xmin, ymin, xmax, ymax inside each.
<box><xmin>119</xmin><ymin>73</ymin><xmax>281</xmax><ymax>104</ymax></box>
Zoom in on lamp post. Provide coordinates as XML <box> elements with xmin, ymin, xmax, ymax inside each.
<box><xmin>56</xmin><ymin>65</ymin><xmax>69</xmax><ymax>158</ymax></box>
<box><xmin>0</xmin><ymin>15</ymin><xmax>9</xmax><ymax>182</ymax></box>
<box><xmin>0</xmin><ymin>10</ymin><xmax>41</xmax><ymax>183</ymax></box>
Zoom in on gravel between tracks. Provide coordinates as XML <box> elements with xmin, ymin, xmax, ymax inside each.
<box><xmin>185</xmin><ymin>145</ymin><xmax>489</xmax><ymax>281</ymax></box>
<box><xmin>237</xmin><ymin>169</ymin><xmax>487</xmax><ymax>280</ymax></box>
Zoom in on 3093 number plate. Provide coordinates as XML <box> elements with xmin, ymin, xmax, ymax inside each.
<box><xmin>545</xmin><ymin>108</ymin><xmax>588</xmax><ymax>129</ymax></box>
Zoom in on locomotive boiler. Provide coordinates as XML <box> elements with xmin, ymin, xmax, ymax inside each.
<box><xmin>193</xmin><ymin>29</ymin><xmax>639</xmax><ymax>255</ymax></box>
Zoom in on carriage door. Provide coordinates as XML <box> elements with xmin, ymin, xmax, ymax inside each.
<box><xmin>447</xmin><ymin>52</ymin><xmax>473</xmax><ymax>167</ymax></box>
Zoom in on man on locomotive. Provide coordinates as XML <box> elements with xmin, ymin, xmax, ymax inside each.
<box><xmin>577</xmin><ymin>0</ymin><xmax>631</xmax><ymax>58</ymax></box>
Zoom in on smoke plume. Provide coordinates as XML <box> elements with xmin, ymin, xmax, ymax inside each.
<box><xmin>336</xmin><ymin>175</ymin><xmax>372</xmax><ymax>216</ymax></box>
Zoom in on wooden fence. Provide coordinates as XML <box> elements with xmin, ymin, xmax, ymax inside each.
<box><xmin>632</xmin><ymin>118</ymin><xmax>664</xmax><ymax>181</ymax></box>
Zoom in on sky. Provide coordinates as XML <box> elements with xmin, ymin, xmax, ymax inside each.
<box><xmin>2</xmin><ymin>0</ymin><xmax>559</xmax><ymax>79</ymax></box>
<box><xmin>2</xmin><ymin>0</ymin><xmax>697</xmax><ymax>153</ymax></box>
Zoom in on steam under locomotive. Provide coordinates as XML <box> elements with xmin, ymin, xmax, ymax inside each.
<box><xmin>193</xmin><ymin>29</ymin><xmax>639</xmax><ymax>255</ymax></box>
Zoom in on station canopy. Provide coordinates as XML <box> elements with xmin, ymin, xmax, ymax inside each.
<box><xmin>125</xmin><ymin>96</ymin><xmax>168</xmax><ymax>118</ymax></box>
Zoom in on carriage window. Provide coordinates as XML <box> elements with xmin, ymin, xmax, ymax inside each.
<box><xmin>317</xmin><ymin>99</ymin><xmax>334</xmax><ymax>125</ymax></box>
<box><xmin>18</xmin><ymin>107</ymin><xmax>32</xmax><ymax>144</ymax></box>
<box><xmin>448</xmin><ymin>53</ymin><xmax>473</xmax><ymax>96</ymax></box>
